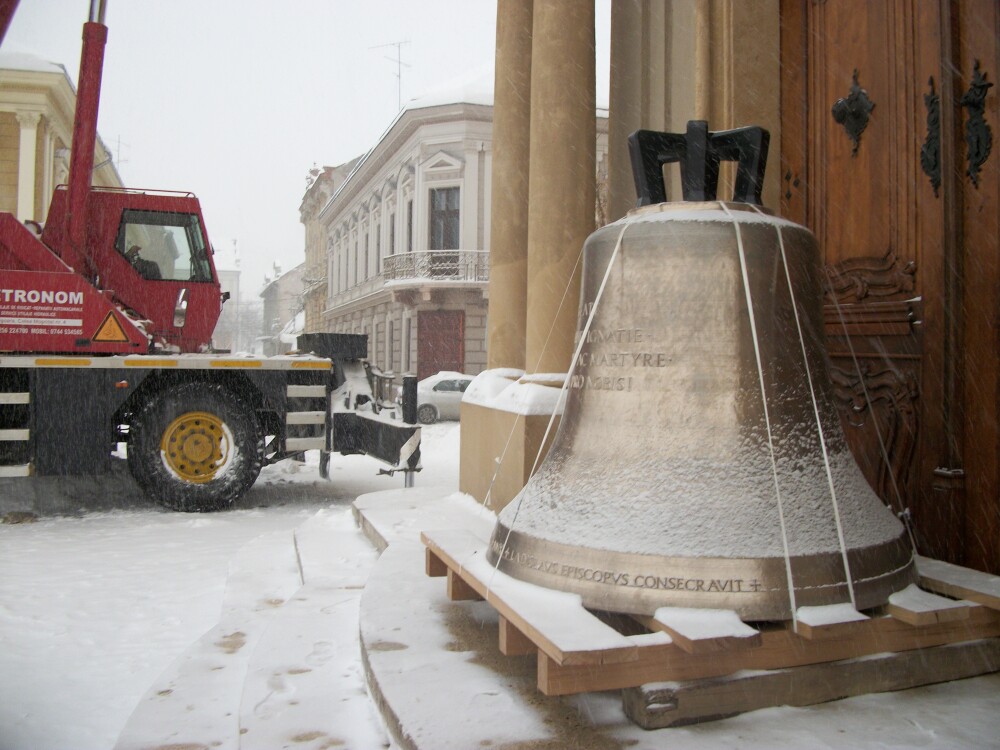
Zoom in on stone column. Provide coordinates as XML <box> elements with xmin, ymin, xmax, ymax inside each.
<box><xmin>525</xmin><ymin>0</ymin><xmax>595</xmax><ymax>375</ymax></box>
<box><xmin>16</xmin><ymin>111</ymin><xmax>42</xmax><ymax>222</ymax></box>
<box><xmin>486</xmin><ymin>0</ymin><xmax>533</xmax><ymax>371</ymax></box>
<box><xmin>608</xmin><ymin>0</ymin><xmax>672</xmax><ymax>221</ymax></box>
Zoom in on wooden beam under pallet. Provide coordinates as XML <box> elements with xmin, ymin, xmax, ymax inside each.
<box><xmin>622</xmin><ymin>638</ymin><xmax>1000</xmax><ymax>729</ymax></box>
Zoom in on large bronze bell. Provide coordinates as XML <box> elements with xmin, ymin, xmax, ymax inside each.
<box><xmin>486</xmin><ymin>122</ymin><xmax>916</xmax><ymax>621</ymax></box>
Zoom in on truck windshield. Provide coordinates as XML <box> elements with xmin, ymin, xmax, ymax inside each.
<box><xmin>116</xmin><ymin>209</ymin><xmax>213</xmax><ymax>282</ymax></box>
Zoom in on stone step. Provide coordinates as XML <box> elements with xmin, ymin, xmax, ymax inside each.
<box><xmin>113</xmin><ymin>527</ymin><xmax>305</xmax><ymax>750</ymax></box>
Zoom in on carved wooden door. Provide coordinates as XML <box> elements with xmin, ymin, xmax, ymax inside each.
<box><xmin>780</xmin><ymin>0</ymin><xmax>999</xmax><ymax>572</ymax></box>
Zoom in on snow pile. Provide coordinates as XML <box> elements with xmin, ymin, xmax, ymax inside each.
<box><xmin>462</xmin><ymin>368</ymin><xmax>566</xmax><ymax>417</ymax></box>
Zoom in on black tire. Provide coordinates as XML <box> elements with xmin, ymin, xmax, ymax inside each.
<box><xmin>417</xmin><ymin>404</ymin><xmax>437</xmax><ymax>424</ymax></box>
<box><xmin>128</xmin><ymin>382</ymin><xmax>263</xmax><ymax>512</ymax></box>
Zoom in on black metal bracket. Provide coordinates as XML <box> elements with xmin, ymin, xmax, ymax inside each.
<box><xmin>627</xmin><ymin>120</ymin><xmax>770</xmax><ymax>206</ymax></box>
<box><xmin>920</xmin><ymin>77</ymin><xmax>941</xmax><ymax>196</ymax></box>
<box><xmin>960</xmin><ymin>60</ymin><xmax>993</xmax><ymax>188</ymax></box>
<box><xmin>832</xmin><ymin>69</ymin><xmax>875</xmax><ymax>157</ymax></box>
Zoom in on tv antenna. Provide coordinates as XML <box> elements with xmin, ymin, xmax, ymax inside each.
<box><xmin>371</xmin><ymin>40</ymin><xmax>411</xmax><ymax>111</ymax></box>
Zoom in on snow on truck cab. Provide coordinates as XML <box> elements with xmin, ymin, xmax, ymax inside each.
<box><xmin>0</xmin><ymin>1</ymin><xmax>421</xmax><ymax>511</ymax></box>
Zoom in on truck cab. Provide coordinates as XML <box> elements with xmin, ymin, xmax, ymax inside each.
<box><xmin>40</xmin><ymin>186</ymin><xmax>223</xmax><ymax>353</ymax></box>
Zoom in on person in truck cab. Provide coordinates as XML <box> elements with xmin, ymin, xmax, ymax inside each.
<box><xmin>125</xmin><ymin>244</ymin><xmax>162</xmax><ymax>280</ymax></box>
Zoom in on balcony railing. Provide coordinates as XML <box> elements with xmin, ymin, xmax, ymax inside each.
<box><xmin>325</xmin><ymin>250</ymin><xmax>489</xmax><ymax>312</ymax></box>
<box><xmin>383</xmin><ymin>250</ymin><xmax>489</xmax><ymax>283</ymax></box>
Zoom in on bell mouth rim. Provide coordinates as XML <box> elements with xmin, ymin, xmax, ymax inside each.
<box><xmin>487</xmin><ymin>522</ymin><xmax>917</xmax><ymax>621</ymax></box>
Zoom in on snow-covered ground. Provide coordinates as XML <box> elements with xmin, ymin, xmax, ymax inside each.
<box><xmin>0</xmin><ymin>421</ymin><xmax>459</xmax><ymax>750</ymax></box>
<box><xmin>2</xmin><ymin>419</ymin><xmax>1000</xmax><ymax>749</ymax></box>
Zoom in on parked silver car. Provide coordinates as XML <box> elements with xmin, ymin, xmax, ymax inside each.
<box><xmin>415</xmin><ymin>371</ymin><xmax>473</xmax><ymax>424</ymax></box>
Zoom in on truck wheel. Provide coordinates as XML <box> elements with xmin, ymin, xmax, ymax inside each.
<box><xmin>417</xmin><ymin>404</ymin><xmax>437</xmax><ymax>424</ymax></box>
<box><xmin>129</xmin><ymin>383</ymin><xmax>263</xmax><ymax>512</ymax></box>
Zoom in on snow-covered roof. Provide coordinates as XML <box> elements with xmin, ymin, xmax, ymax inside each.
<box><xmin>403</xmin><ymin>62</ymin><xmax>495</xmax><ymax>111</ymax></box>
<box><xmin>0</xmin><ymin>52</ymin><xmax>67</xmax><ymax>76</ymax></box>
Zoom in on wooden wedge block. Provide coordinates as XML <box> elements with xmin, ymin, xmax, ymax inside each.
<box><xmin>639</xmin><ymin>607</ymin><xmax>762</xmax><ymax>654</ymax></box>
<box><xmin>498</xmin><ymin>614</ymin><xmax>536</xmax><ymax>656</ymax></box>
<box><xmin>447</xmin><ymin>568</ymin><xmax>482</xmax><ymax>601</ymax></box>
<box><xmin>887</xmin><ymin>584</ymin><xmax>971</xmax><ymax>626</ymax></box>
<box><xmin>794</xmin><ymin>603</ymin><xmax>869</xmax><ymax>640</ymax></box>
<box><xmin>425</xmin><ymin>547</ymin><xmax>448</xmax><ymax>577</ymax></box>
<box><xmin>917</xmin><ymin>555</ymin><xmax>1000</xmax><ymax>611</ymax></box>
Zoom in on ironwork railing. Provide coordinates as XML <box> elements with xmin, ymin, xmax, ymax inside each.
<box><xmin>383</xmin><ymin>250</ymin><xmax>489</xmax><ymax>283</ymax></box>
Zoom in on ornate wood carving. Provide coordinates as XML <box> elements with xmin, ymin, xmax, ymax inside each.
<box><xmin>921</xmin><ymin>77</ymin><xmax>941</xmax><ymax>196</ymax></box>
<box><xmin>960</xmin><ymin>60</ymin><xmax>993</xmax><ymax>188</ymax></box>
<box><xmin>831</xmin><ymin>69</ymin><xmax>875</xmax><ymax>156</ymax></box>
<box><xmin>822</xmin><ymin>248</ymin><xmax>916</xmax><ymax>304</ymax></box>
<box><xmin>829</xmin><ymin>363</ymin><xmax>919</xmax><ymax>507</ymax></box>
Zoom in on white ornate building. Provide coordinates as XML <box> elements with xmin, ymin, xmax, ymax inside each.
<box><xmin>0</xmin><ymin>53</ymin><xmax>122</xmax><ymax>223</ymax></box>
<box><xmin>302</xmin><ymin>75</ymin><xmax>607</xmax><ymax>381</ymax></box>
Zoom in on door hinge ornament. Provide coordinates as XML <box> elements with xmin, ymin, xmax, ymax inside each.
<box><xmin>920</xmin><ymin>77</ymin><xmax>941</xmax><ymax>196</ymax></box>
<box><xmin>832</xmin><ymin>69</ymin><xmax>875</xmax><ymax>157</ymax></box>
<box><xmin>960</xmin><ymin>61</ymin><xmax>993</xmax><ymax>188</ymax></box>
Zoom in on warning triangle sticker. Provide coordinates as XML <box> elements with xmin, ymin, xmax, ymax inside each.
<box><xmin>92</xmin><ymin>311</ymin><xmax>131</xmax><ymax>343</ymax></box>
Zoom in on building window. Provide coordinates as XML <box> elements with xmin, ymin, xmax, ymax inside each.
<box><xmin>406</xmin><ymin>200</ymin><xmax>413</xmax><ymax>253</ymax></box>
<box><xmin>387</xmin><ymin>320</ymin><xmax>394</xmax><ymax>371</ymax></box>
<box><xmin>389</xmin><ymin>215</ymin><xmax>396</xmax><ymax>255</ymax></box>
<box><xmin>429</xmin><ymin>187</ymin><xmax>460</xmax><ymax>250</ymax></box>
<box><xmin>403</xmin><ymin>316</ymin><xmax>412</xmax><ymax>373</ymax></box>
<box><xmin>364</xmin><ymin>235</ymin><xmax>369</xmax><ymax>280</ymax></box>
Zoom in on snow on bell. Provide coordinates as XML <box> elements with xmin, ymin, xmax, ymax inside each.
<box><xmin>486</xmin><ymin>122</ymin><xmax>917</xmax><ymax>621</ymax></box>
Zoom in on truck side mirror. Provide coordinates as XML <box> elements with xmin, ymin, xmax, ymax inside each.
<box><xmin>221</xmin><ymin>290</ymin><xmax>231</xmax><ymax>305</ymax></box>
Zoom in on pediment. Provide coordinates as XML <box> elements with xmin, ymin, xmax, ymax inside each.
<box><xmin>421</xmin><ymin>150</ymin><xmax>463</xmax><ymax>173</ymax></box>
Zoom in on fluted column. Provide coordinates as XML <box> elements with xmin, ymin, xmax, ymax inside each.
<box><xmin>486</xmin><ymin>0</ymin><xmax>533</xmax><ymax>370</ymax></box>
<box><xmin>525</xmin><ymin>0</ymin><xmax>595</xmax><ymax>374</ymax></box>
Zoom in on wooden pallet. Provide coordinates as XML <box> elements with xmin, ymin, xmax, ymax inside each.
<box><xmin>421</xmin><ymin>529</ymin><xmax>1000</xmax><ymax>727</ymax></box>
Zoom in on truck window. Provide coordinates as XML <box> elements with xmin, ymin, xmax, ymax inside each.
<box><xmin>116</xmin><ymin>209</ymin><xmax>213</xmax><ymax>282</ymax></box>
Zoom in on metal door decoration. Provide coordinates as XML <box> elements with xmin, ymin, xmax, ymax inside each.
<box><xmin>960</xmin><ymin>60</ymin><xmax>993</xmax><ymax>188</ymax></box>
<box><xmin>831</xmin><ymin>69</ymin><xmax>876</xmax><ymax>156</ymax></box>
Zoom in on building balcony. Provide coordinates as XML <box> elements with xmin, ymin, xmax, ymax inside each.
<box><xmin>324</xmin><ymin>250</ymin><xmax>489</xmax><ymax>314</ymax></box>
<box><xmin>383</xmin><ymin>250</ymin><xmax>489</xmax><ymax>284</ymax></box>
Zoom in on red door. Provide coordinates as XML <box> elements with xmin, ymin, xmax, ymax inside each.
<box><xmin>417</xmin><ymin>310</ymin><xmax>464</xmax><ymax>380</ymax></box>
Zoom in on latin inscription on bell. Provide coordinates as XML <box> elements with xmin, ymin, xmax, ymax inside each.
<box><xmin>489</xmin><ymin>538</ymin><xmax>768</xmax><ymax>594</ymax></box>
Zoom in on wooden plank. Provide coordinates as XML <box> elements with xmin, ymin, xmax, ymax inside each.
<box><xmin>887</xmin><ymin>584</ymin><xmax>971</xmax><ymax>627</ymax></box>
<box><xmin>622</xmin><ymin>638</ymin><xmax>1000</xmax><ymax>729</ymax></box>
<box><xmin>446</xmin><ymin>569</ymin><xmax>482</xmax><ymax>601</ymax></box>
<box><xmin>421</xmin><ymin>529</ymin><xmax>638</xmax><ymax>667</ymax></box>
<box><xmin>917</xmin><ymin>555</ymin><xmax>1000</xmax><ymax>611</ymax></box>
<box><xmin>425</xmin><ymin>547</ymin><xmax>448</xmax><ymax>577</ymax></box>
<box><xmin>538</xmin><ymin>603</ymin><xmax>1000</xmax><ymax>696</ymax></box>
<box><xmin>794</xmin><ymin>603</ymin><xmax>869</xmax><ymax>640</ymax></box>
<box><xmin>638</xmin><ymin>607</ymin><xmax>762</xmax><ymax>655</ymax></box>
<box><xmin>498</xmin><ymin>614</ymin><xmax>536</xmax><ymax>657</ymax></box>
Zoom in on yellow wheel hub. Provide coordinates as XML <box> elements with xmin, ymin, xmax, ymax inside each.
<box><xmin>161</xmin><ymin>411</ymin><xmax>229</xmax><ymax>483</ymax></box>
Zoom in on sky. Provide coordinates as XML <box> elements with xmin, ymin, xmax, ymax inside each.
<box><xmin>4</xmin><ymin>0</ymin><xmax>611</xmax><ymax>296</ymax></box>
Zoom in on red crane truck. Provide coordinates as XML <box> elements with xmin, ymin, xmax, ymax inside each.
<box><xmin>0</xmin><ymin>1</ymin><xmax>420</xmax><ymax>511</ymax></box>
